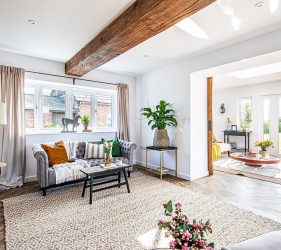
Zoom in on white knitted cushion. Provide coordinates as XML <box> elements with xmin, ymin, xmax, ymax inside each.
<box><xmin>84</xmin><ymin>143</ymin><xmax>104</xmax><ymax>159</ymax></box>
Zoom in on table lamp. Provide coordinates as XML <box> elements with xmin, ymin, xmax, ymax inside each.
<box><xmin>0</xmin><ymin>102</ymin><xmax>7</xmax><ymax>169</ymax></box>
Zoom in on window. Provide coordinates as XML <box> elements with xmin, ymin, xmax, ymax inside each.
<box><xmin>42</xmin><ymin>88</ymin><xmax>66</xmax><ymax>129</ymax></box>
<box><xmin>263</xmin><ymin>97</ymin><xmax>270</xmax><ymax>140</ymax></box>
<box><xmin>24</xmin><ymin>80</ymin><xmax>116</xmax><ymax>132</ymax></box>
<box><xmin>24</xmin><ymin>86</ymin><xmax>36</xmax><ymax>128</ymax></box>
<box><xmin>239</xmin><ymin>98</ymin><xmax>252</xmax><ymax>130</ymax></box>
<box><xmin>95</xmin><ymin>94</ymin><xmax>113</xmax><ymax>128</ymax></box>
<box><xmin>72</xmin><ymin>92</ymin><xmax>92</xmax><ymax>129</ymax></box>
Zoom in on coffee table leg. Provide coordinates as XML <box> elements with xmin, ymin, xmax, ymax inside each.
<box><xmin>118</xmin><ymin>171</ymin><xmax>121</xmax><ymax>188</ymax></box>
<box><xmin>89</xmin><ymin>175</ymin><xmax>93</xmax><ymax>204</ymax></box>
<box><xmin>82</xmin><ymin>175</ymin><xmax>88</xmax><ymax>197</ymax></box>
<box><xmin>122</xmin><ymin>169</ymin><xmax>130</xmax><ymax>193</ymax></box>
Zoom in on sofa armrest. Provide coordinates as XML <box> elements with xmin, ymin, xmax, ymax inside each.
<box><xmin>119</xmin><ymin>140</ymin><xmax>137</xmax><ymax>166</ymax></box>
<box><xmin>32</xmin><ymin>144</ymin><xmax>49</xmax><ymax>188</ymax></box>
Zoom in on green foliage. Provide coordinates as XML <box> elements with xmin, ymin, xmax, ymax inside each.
<box><xmin>103</xmin><ymin>140</ymin><xmax>112</xmax><ymax>155</ymax></box>
<box><xmin>46</xmin><ymin>123</ymin><xmax>59</xmax><ymax>128</ymax></box>
<box><xmin>142</xmin><ymin>100</ymin><xmax>177</xmax><ymax>130</ymax></box>
<box><xmin>264</xmin><ymin>121</ymin><xmax>269</xmax><ymax>134</ymax></box>
<box><xmin>240</xmin><ymin>102</ymin><xmax>252</xmax><ymax>129</ymax></box>
<box><xmin>81</xmin><ymin>114</ymin><xmax>90</xmax><ymax>122</ymax></box>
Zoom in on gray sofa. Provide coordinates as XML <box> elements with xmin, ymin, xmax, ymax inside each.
<box><xmin>32</xmin><ymin>140</ymin><xmax>136</xmax><ymax>196</ymax></box>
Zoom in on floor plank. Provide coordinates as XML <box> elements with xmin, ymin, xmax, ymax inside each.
<box><xmin>1</xmin><ymin>167</ymin><xmax>281</xmax><ymax>249</ymax></box>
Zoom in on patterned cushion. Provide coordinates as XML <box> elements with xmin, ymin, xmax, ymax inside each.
<box><xmin>76</xmin><ymin>142</ymin><xmax>86</xmax><ymax>159</ymax></box>
<box><xmin>85</xmin><ymin>142</ymin><xmax>104</xmax><ymax>159</ymax></box>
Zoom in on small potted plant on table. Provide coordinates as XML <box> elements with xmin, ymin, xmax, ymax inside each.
<box><xmin>81</xmin><ymin>114</ymin><xmax>91</xmax><ymax>132</ymax></box>
<box><xmin>255</xmin><ymin>139</ymin><xmax>273</xmax><ymax>159</ymax></box>
<box><xmin>103</xmin><ymin>140</ymin><xmax>112</xmax><ymax>167</ymax></box>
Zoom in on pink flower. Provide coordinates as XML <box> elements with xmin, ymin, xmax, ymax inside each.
<box><xmin>182</xmin><ymin>230</ymin><xmax>192</xmax><ymax>240</ymax></box>
<box><xmin>175</xmin><ymin>203</ymin><xmax>182</xmax><ymax>210</ymax></box>
<box><xmin>179</xmin><ymin>214</ymin><xmax>185</xmax><ymax>221</ymax></box>
<box><xmin>181</xmin><ymin>243</ymin><xmax>188</xmax><ymax>250</ymax></box>
<box><xmin>169</xmin><ymin>241</ymin><xmax>177</xmax><ymax>250</ymax></box>
<box><xmin>169</xmin><ymin>222</ymin><xmax>176</xmax><ymax>230</ymax></box>
<box><xmin>158</xmin><ymin>220</ymin><xmax>164</xmax><ymax>226</ymax></box>
<box><xmin>205</xmin><ymin>247</ymin><xmax>213</xmax><ymax>250</ymax></box>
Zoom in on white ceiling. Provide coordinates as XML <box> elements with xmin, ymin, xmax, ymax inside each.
<box><xmin>213</xmin><ymin>50</ymin><xmax>281</xmax><ymax>89</ymax></box>
<box><xmin>0</xmin><ymin>0</ymin><xmax>135</xmax><ymax>62</ymax></box>
<box><xmin>100</xmin><ymin>0</ymin><xmax>281</xmax><ymax>75</ymax></box>
<box><xmin>1</xmin><ymin>0</ymin><xmax>281</xmax><ymax>76</ymax></box>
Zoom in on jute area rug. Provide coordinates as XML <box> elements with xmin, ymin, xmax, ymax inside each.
<box><xmin>2</xmin><ymin>171</ymin><xmax>281</xmax><ymax>250</ymax></box>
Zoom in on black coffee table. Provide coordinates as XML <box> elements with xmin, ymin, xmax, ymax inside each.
<box><xmin>80</xmin><ymin>164</ymin><xmax>131</xmax><ymax>204</ymax></box>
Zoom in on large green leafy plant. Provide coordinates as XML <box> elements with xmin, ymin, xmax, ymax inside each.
<box><xmin>142</xmin><ymin>100</ymin><xmax>177</xmax><ymax>130</ymax></box>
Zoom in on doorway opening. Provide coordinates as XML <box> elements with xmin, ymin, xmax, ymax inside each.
<box><xmin>201</xmin><ymin>50</ymin><xmax>281</xmax><ymax>184</ymax></box>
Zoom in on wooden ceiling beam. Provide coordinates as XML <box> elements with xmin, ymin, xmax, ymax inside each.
<box><xmin>65</xmin><ymin>0</ymin><xmax>215</xmax><ymax>76</ymax></box>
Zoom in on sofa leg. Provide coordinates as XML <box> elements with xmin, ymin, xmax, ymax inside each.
<box><xmin>228</xmin><ymin>151</ymin><xmax>230</xmax><ymax>157</ymax></box>
<box><xmin>42</xmin><ymin>188</ymin><xmax>47</xmax><ymax>196</ymax></box>
<box><xmin>128</xmin><ymin>171</ymin><xmax>131</xmax><ymax>178</ymax></box>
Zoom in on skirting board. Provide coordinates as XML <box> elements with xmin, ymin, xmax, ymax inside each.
<box><xmin>24</xmin><ymin>175</ymin><xmax>37</xmax><ymax>183</ymax></box>
<box><xmin>135</xmin><ymin>160</ymin><xmax>190</xmax><ymax>180</ymax></box>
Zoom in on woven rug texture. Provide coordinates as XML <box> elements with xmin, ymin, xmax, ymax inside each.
<box><xmin>2</xmin><ymin>171</ymin><xmax>281</xmax><ymax>250</ymax></box>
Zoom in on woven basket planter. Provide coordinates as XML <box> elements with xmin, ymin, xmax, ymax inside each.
<box><xmin>153</xmin><ymin>129</ymin><xmax>169</xmax><ymax>148</ymax></box>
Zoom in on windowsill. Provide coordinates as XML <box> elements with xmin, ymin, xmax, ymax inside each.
<box><xmin>26</xmin><ymin>130</ymin><xmax>117</xmax><ymax>135</ymax></box>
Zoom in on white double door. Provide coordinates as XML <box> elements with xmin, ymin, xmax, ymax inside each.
<box><xmin>262</xmin><ymin>95</ymin><xmax>281</xmax><ymax>156</ymax></box>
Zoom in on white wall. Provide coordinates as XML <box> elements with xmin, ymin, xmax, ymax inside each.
<box><xmin>136</xmin><ymin>28</ymin><xmax>281</xmax><ymax>180</ymax></box>
<box><xmin>0</xmin><ymin>50</ymin><xmax>137</xmax><ymax>182</ymax></box>
<box><xmin>213</xmin><ymin>81</ymin><xmax>281</xmax><ymax>151</ymax></box>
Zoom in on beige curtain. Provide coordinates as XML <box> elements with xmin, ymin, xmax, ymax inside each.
<box><xmin>0</xmin><ymin>65</ymin><xmax>26</xmax><ymax>189</ymax></box>
<box><xmin>117</xmin><ymin>83</ymin><xmax>130</xmax><ymax>141</ymax></box>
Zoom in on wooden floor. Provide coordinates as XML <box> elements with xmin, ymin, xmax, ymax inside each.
<box><xmin>1</xmin><ymin>167</ymin><xmax>281</xmax><ymax>249</ymax></box>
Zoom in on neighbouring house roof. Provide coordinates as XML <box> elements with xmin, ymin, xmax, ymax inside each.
<box><xmin>25</xmin><ymin>94</ymin><xmax>67</xmax><ymax>112</ymax></box>
<box><xmin>25</xmin><ymin>93</ymin><xmax>111</xmax><ymax>112</ymax></box>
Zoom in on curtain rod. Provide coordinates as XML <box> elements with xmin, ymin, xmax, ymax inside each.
<box><xmin>25</xmin><ymin>70</ymin><xmax>117</xmax><ymax>86</ymax></box>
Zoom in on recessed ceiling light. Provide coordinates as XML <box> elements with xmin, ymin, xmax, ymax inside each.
<box><xmin>255</xmin><ymin>2</ymin><xmax>265</xmax><ymax>8</ymax></box>
<box><xmin>176</xmin><ymin>18</ymin><xmax>209</xmax><ymax>39</ymax></box>
<box><xmin>28</xmin><ymin>19</ymin><xmax>37</xmax><ymax>25</ymax></box>
<box><xmin>229</xmin><ymin>61</ymin><xmax>281</xmax><ymax>79</ymax></box>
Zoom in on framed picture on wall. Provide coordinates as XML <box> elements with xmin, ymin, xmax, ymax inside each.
<box><xmin>231</xmin><ymin>125</ymin><xmax>237</xmax><ymax>131</ymax></box>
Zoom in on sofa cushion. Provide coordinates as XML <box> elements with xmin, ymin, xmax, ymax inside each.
<box><xmin>85</xmin><ymin>142</ymin><xmax>104</xmax><ymax>159</ymax></box>
<box><xmin>112</xmin><ymin>138</ymin><xmax>122</xmax><ymax>157</ymax></box>
<box><xmin>76</xmin><ymin>142</ymin><xmax>86</xmax><ymax>159</ymax></box>
<box><xmin>42</xmin><ymin>141</ymin><xmax>69</xmax><ymax>165</ymax></box>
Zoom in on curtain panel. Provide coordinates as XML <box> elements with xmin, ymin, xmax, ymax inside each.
<box><xmin>117</xmin><ymin>83</ymin><xmax>130</xmax><ymax>141</ymax></box>
<box><xmin>0</xmin><ymin>65</ymin><xmax>26</xmax><ymax>189</ymax></box>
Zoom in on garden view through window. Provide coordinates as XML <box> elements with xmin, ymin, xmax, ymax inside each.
<box><xmin>239</xmin><ymin>98</ymin><xmax>252</xmax><ymax>130</ymax></box>
<box><xmin>24</xmin><ymin>81</ymin><xmax>116</xmax><ymax>132</ymax></box>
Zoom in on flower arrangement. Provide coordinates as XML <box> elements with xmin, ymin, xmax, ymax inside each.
<box><xmin>103</xmin><ymin>140</ymin><xmax>112</xmax><ymax>166</ymax></box>
<box><xmin>158</xmin><ymin>200</ymin><xmax>214</xmax><ymax>250</ymax></box>
<box><xmin>255</xmin><ymin>139</ymin><xmax>273</xmax><ymax>151</ymax></box>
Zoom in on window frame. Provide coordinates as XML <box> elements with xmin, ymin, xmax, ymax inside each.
<box><xmin>238</xmin><ymin>97</ymin><xmax>252</xmax><ymax>130</ymax></box>
<box><xmin>25</xmin><ymin>79</ymin><xmax>117</xmax><ymax>134</ymax></box>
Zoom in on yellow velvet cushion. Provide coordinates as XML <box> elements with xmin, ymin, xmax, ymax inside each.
<box><xmin>42</xmin><ymin>141</ymin><xmax>69</xmax><ymax>165</ymax></box>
